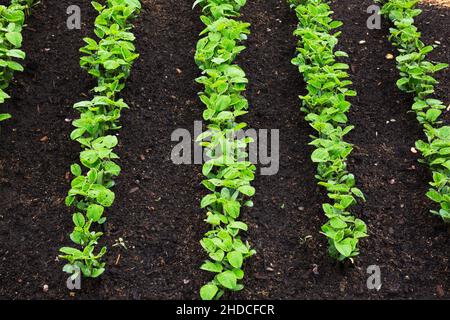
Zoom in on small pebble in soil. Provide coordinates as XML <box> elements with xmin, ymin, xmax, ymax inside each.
<box><xmin>43</xmin><ymin>284</ymin><xmax>48</xmax><ymax>293</ymax></box>
<box><xmin>436</xmin><ymin>285</ymin><xmax>445</xmax><ymax>298</ymax></box>
<box><xmin>312</xmin><ymin>264</ymin><xmax>319</xmax><ymax>275</ymax></box>
<box><xmin>385</xmin><ymin>53</ymin><xmax>394</xmax><ymax>60</ymax></box>
<box><xmin>410</xmin><ymin>147</ymin><xmax>418</xmax><ymax>154</ymax></box>
<box><xmin>339</xmin><ymin>281</ymin><xmax>347</xmax><ymax>292</ymax></box>
<box><xmin>183</xmin><ymin>279</ymin><xmax>190</xmax><ymax>285</ymax></box>
<box><xmin>389</xmin><ymin>179</ymin><xmax>396</xmax><ymax>185</ymax></box>
<box><xmin>129</xmin><ymin>187</ymin><xmax>139</xmax><ymax>194</ymax></box>
<box><xmin>358</xmin><ymin>40</ymin><xmax>366</xmax><ymax>44</ymax></box>
<box><xmin>266</xmin><ymin>267</ymin><xmax>274</xmax><ymax>272</ymax></box>
<box><xmin>40</xmin><ymin>136</ymin><xmax>48</xmax><ymax>142</ymax></box>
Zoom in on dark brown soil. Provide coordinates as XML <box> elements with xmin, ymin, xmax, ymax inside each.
<box><xmin>0</xmin><ymin>0</ymin><xmax>448</xmax><ymax>300</ymax></box>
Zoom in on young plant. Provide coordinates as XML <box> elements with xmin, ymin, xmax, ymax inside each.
<box><xmin>59</xmin><ymin>0</ymin><xmax>141</xmax><ymax>279</ymax></box>
<box><xmin>0</xmin><ymin>0</ymin><xmax>36</xmax><ymax>122</ymax></box>
<box><xmin>193</xmin><ymin>0</ymin><xmax>256</xmax><ymax>300</ymax></box>
<box><xmin>379</xmin><ymin>0</ymin><xmax>450</xmax><ymax>223</ymax></box>
<box><xmin>288</xmin><ymin>0</ymin><xmax>368</xmax><ymax>261</ymax></box>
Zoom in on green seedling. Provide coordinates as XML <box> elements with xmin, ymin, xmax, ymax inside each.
<box><xmin>0</xmin><ymin>0</ymin><xmax>36</xmax><ymax>123</ymax></box>
<box><xmin>60</xmin><ymin>0</ymin><xmax>141</xmax><ymax>279</ymax></box>
<box><xmin>288</xmin><ymin>0</ymin><xmax>368</xmax><ymax>261</ymax></box>
<box><xmin>193</xmin><ymin>0</ymin><xmax>256</xmax><ymax>300</ymax></box>
<box><xmin>379</xmin><ymin>0</ymin><xmax>450</xmax><ymax>223</ymax></box>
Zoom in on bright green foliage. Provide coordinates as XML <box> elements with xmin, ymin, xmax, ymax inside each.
<box><xmin>379</xmin><ymin>0</ymin><xmax>449</xmax><ymax>223</ymax></box>
<box><xmin>59</xmin><ymin>0</ymin><xmax>141</xmax><ymax>279</ymax></box>
<box><xmin>288</xmin><ymin>0</ymin><xmax>367</xmax><ymax>261</ymax></box>
<box><xmin>0</xmin><ymin>0</ymin><xmax>35</xmax><ymax>122</ymax></box>
<box><xmin>193</xmin><ymin>0</ymin><xmax>256</xmax><ymax>300</ymax></box>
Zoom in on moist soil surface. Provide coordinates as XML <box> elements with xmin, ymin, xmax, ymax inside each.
<box><xmin>0</xmin><ymin>0</ymin><xmax>448</xmax><ymax>299</ymax></box>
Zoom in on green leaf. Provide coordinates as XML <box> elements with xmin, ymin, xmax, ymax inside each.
<box><xmin>200</xmin><ymin>284</ymin><xmax>219</xmax><ymax>300</ymax></box>
<box><xmin>87</xmin><ymin>204</ymin><xmax>104</xmax><ymax>222</ymax></box>
<box><xmin>201</xmin><ymin>194</ymin><xmax>217</xmax><ymax>208</ymax></box>
<box><xmin>97</xmin><ymin>189</ymin><xmax>115</xmax><ymax>207</ymax></box>
<box><xmin>426</xmin><ymin>189</ymin><xmax>442</xmax><ymax>203</ymax></box>
<box><xmin>202</xmin><ymin>162</ymin><xmax>213</xmax><ymax>176</ymax></box>
<box><xmin>425</xmin><ymin>109</ymin><xmax>441</xmax><ymax>122</ymax></box>
<box><xmin>351</xmin><ymin>188</ymin><xmax>365</xmax><ymax>200</ymax></box>
<box><xmin>59</xmin><ymin>247</ymin><xmax>83</xmax><ymax>257</ymax></box>
<box><xmin>6</xmin><ymin>49</ymin><xmax>25</xmax><ymax>59</ymax></box>
<box><xmin>100</xmin><ymin>135</ymin><xmax>118</xmax><ymax>148</ymax></box>
<box><xmin>238</xmin><ymin>185</ymin><xmax>255</xmax><ymax>196</ymax></box>
<box><xmin>0</xmin><ymin>113</ymin><xmax>12</xmax><ymax>122</ymax></box>
<box><xmin>227</xmin><ymin>251</ymin><xmax>243</xmax><ymax>269</ymax></box>
<box><xmin>87</xmin><ymin>169</ymin><xmax>98</xmax><ymax>183</ymax></box>
<box><xmin>217</xmin><ymin>270</ymin><xmax>237</xmax><ymax>290</ymax></box>
<box><xmin>311</xmin><ymin>148</ymin><xmax>329</xmax><ymax>163</ymax></box>
<box><xmin>72</xmin><ymin>213</ymin><xmax>85</xmax><ymax>228</ymax></box>
<box><xmin>200</xmin><ymin>261</ymin><xmax>223</xmax><ymax>273</ymax></box>
<box><xmin>104</xmin><ymin>161</ymin><xmax>121</xmax><ymax>176</ymax></box>
<box><xmin>396</xmin><ymin>78</ymin><xmax>409</xmax><ymax>89</ymax></box>
<box><xmin>209</xmin><ymin>249</ymin><xmax>224</xmax><ymax>262</ymax></box>
<box><xmin>103</xmin><ymin>60</ymin><xmax>120</xmax><ymax>70</ymax></box>
<box><xmin>233</xmin><ymin>268</ymin><xmax>244</xmax><ymax>280</ymax></box>
<box><xmin>6</xmin><ymin>32</ymin><xmax>22</xmax><ymax>47</ymax></box>
<box><xmin>330</xmin><ymin>217</ymin><xmax>347</xmax><ymax>229</ymax></box>
<box><xmin>65</xmin><ymin>195</ymin><xmax>75</xmax><ymax>207</ymax></box>
<box><xmin>223</xmin><ymin>200</ymin><xmax>240</xmax><ymax>218</ymax></box>
<box><xmin>91</xmin><ymin>268</ymin><xmax>105</xmax><ymax>278</ymax></box>
<box><xmin>70</xmin><ymin>128</ymin><xmax>85</xmax><ymax>140</ymax></box>
<box><xmin>335</xmin><ymin>239</ymin><xmax>354</xmax><ymax>258</ymax></box>
<box><xmin>70</xmin><ymin>231</ymin><xmax>83</xmax><ymax>245</ymax></box>
<box><xmin>7</xmin><ymin>61</ymin><xmax>23</xmax><ymax>72</ymax></box>
<box><xmin>228</xmin><ymin>221</ymin><xmax>248</xmax><ymax>231</ymax></box>
<box><xmin>80</xmin><ymin>150</ymin><xmax>99</xmax><ymax>165</ymax></box>
<box><xmin>70</xmin><ymin>164</ymin><xmax>82</xmax><ymax>176</ymax></box>
<box><xmin>91</xmin><ymin>1</ymin><xmax>105</xmax><ymax>12</ymax></box>
<box><xmin>200</xmin><ymin>238</ymin><xmax>216</xmax><ymax>252</ymax></box>
<box><xmin>125</xmin><ymin>0</ymin><xmax>141</xmax><ymax>9</ymax></box>
<box><xmin>206</xmin><ymin>213</ymin><xmax>221</xmax><ymax>226</ymax></box>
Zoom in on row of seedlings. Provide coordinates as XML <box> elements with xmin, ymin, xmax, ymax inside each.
<box><xmin>380</xmin><ymin>0</ymin><xmax>450</xmax><ymax>223</ymax></box>
<box><xmin>193</xmin><ymin>0</ymin><xmax>257</xmax><ymax>300</ymax></box>
<box><xmin>288</xmin><ymin>0</ymin><xmax>368</xmax><ymax>261</ymax></box>
<box><xmin>59</xmin><ymin>0</ymin><xmax>141</xmax><ymax>279</ymax></box>
<box><xmin>0</xmin><ymin>0</ymin><xmax>36</xmax><ymax>123</ymax></box>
